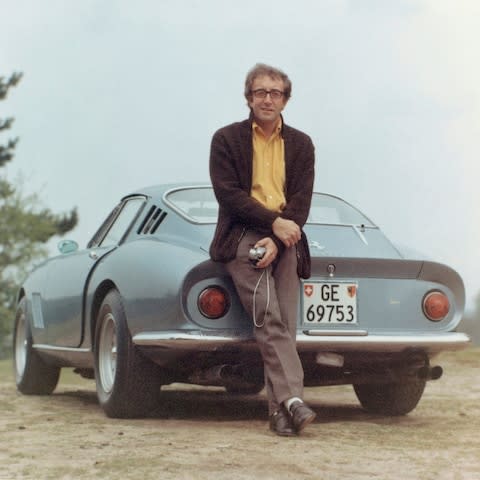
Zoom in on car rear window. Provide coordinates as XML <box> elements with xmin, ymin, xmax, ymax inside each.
<box><xmin>165</xmin><ymin>187</ymin><xmax>219</xmax><ymax>223</ymax></box>
<box><xmin>308</xmin><ymin>194</ymin><xmax>375</xmax><ymax>227</ymax></box>
<box><xmin>165</xmin><ymin>187</ymin><xmax>374</xmax><ymax>227</ymax></box>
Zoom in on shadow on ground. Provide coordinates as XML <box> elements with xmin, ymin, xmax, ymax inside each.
<box><xmin>52</xmin><ymin>386</ymin><xmax>416</xmax><ymax>426</ymax></box>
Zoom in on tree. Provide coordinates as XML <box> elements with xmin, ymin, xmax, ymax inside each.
<box><xmin>0</xmin><ymin>73</ymin><xmax>78</xmax><ymax>356</ymax></box>
<box><xmin>0</xmin><ymin>72</ymin><xmax>22</xmax><ymax>168</ymax></box>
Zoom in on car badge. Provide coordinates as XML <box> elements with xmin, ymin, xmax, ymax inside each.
<box><xmin>327</xmin><ymin>264</ymin><xmax>336</xmax><ymax>277</ymax></box>
<box><xmin>304</xmin><ymin>284</ymin><xmax>314</xmax><ymax>297</ymax></box>
<box><xmin>347</xmin><ymin>285</ymin><xmax>357</xmax><ymax>298</ymax></box>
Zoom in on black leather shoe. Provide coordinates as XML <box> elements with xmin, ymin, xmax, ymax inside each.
<box><xmin>269</xmin><ymin>408</ymin><xmax>297</xmax><ymax>437</ymax></box>
<box><xmin>289</xmin><ymin>401</ymin><xmax>316</xmax><ymax>432</ymax></box>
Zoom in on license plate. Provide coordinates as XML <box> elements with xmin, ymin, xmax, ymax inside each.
<box><xmin>302</xmin><ymin>282</ymin><xmax>358</xmax><ymax>324</ymax></box>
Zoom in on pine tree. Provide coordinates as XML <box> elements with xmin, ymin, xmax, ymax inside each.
<box><xmin>0</xmin><ymin>73</ymin><xmax>78</xmax><ymax>356</ymax></box>
<box><xmin>0</xmin><ymin>72</ymin><xmax>22</xmax><ymax>168</ymax></box>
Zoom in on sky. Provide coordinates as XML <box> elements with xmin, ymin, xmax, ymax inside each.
<box><xmin>1</xmin><ymin>0</ymin><xmax>479</xmax><ymax>310</ymax></box>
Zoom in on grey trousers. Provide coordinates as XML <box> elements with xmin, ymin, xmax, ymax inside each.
<box><xmin>226</xmin><ymin>230</ymin><xmax>304</xmax><ymax>415</ymax></box>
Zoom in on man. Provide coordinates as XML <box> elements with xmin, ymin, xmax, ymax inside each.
<box><xmin>209</xmin><ymin>63</ymin><xmax>316</xmax><ymax>436</ymax></box>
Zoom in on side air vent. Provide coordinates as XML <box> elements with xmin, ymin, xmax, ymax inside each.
<box><xmin>137</xmin><ymin>205</ymin><xmax>167</xmax><ymax>235</ymax></box>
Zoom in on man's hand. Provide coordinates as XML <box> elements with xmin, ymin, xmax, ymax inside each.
<box><xmin>254</xmin><ymin>237</ymin><xmax>278</xmax><ymax>269</ymax></box>
<box><xmin>272</xmin><ymin>217</ymin><xmax>301</xmax><ymax>247</ymax></box>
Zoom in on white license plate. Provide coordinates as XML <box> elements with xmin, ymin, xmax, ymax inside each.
<box><xmin>302</xmin><ymin>282</ymin><xmax>358</xmax><ymax>324</ymax></box>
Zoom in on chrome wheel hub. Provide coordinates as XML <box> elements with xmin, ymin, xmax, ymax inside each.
<box><xmin>98</xmin><ymin>313</ymin><xmax>117</xmax><ymax>394</ymax></box>
<box><xmin>14</xmin><ymin>313</ymin><xmax>27</xmax><ymax>382</ymax></box>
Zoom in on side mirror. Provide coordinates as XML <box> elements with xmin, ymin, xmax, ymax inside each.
<box><xmin>58</xmin><ymin>239</ymin><xmax>79</xmax><ymax>255</ymax></box>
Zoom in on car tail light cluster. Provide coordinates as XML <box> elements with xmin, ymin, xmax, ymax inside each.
<box><xmin>422</xmin><ymin>290</ymin><xmax>450</xmax><ymax>322</ymax></box>
<box><xmin>198</xmin><ymin>286</ymin><xmax>230</xmax><ymax>319</ymax></box>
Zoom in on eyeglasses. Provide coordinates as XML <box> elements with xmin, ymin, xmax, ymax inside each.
<box><xmin>251</xmin><ymin>89</ymin><xmax>285</xmax><ymax>100</ymax></box>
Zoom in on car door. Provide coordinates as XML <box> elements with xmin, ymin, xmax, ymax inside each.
<box><xmin>42</xmin><ymin>196</ymin><xmax>146</xmax><ymax>347</ymax></box>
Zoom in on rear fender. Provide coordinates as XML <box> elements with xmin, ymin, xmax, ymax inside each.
<box><xmin>418</xmin><ymin>261</ymin><xmax>465</xmax><ymax>316</ymax></box>
<box><xmin>87</xmin><ymin>239</ymin><xmax>208</xmax><ymax>337</ymax></box>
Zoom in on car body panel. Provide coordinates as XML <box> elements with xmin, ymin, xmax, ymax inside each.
<box><xmin>41</xmin><ymin>246</ymin><xmax>114</xmax><ymax>347</ymax></box>
<box><xmin>18</xmin><ymin>183</ymin><xmax>469</xmax><ymax>387</ymax></box>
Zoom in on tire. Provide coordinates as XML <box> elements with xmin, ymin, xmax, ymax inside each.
<box><xmin>94</xmin><ymin>289</ymin><xmax>161</xmax><ymax>418</ymax></box>
<box><xmin>353</xmin><ymin>379</ymin><xmax>426</xmax><ymax>416</ymax></box>
<box><xmin>13</xmin><ymin>297</ymin><xmax>60</xmax><ymax>395</ymax></box>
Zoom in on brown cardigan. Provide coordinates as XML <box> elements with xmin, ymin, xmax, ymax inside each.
<box><xmin>209</xmin><ymin>116</ymin><xmax>315</xmax><ymax>278</ymax></box>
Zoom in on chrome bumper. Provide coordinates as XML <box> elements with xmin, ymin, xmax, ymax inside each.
<box><xmin>132</xmin><ymin>330</ymin><xmax>471</xmax><ymax>354</ymax></box>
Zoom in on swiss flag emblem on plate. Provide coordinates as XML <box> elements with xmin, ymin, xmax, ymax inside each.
<box><xmin>304</xmin><ymin>284</ymin><xmax>314</xmax><ymax>297</ymax></box>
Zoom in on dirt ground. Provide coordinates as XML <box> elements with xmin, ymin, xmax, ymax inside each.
<box><xmin>0</xmin><ymin>348</ymin><xmax>479</xmax><ymax>480</ymax></box>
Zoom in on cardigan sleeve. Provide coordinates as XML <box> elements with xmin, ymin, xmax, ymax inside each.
<box><xmin>279</xmin><ymin>135</ymin><xmax>315</xmax><ymax>228</ymax></box>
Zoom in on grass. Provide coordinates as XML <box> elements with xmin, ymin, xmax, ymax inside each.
<box><xmin>0</xmin><ymin>357</ymin><xmax>13</xmax><ymax>381</ymax></box>
<box><xmin>436</xmin><ymin>345</ymin><xmax>480</xmax><ymax>365</ymax></box>
<box><xmin>1</xmin><ymin>347</ymin><xmax>479</xmax><ymax>480</ymax></box>
<box><xmin>0</xmin><ymin>357</ymin><xmax>95</xmax><ymax>390</ymax></box>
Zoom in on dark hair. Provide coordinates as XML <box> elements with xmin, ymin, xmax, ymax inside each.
<box><xmin>244</xmin><ymin>63</ymin><xmax>292</xmax><ymax>102</ymax></box>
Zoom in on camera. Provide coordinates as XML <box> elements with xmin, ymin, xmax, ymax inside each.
<box><xmin>248</xmin><ymin>246</ymin><xmax>266</xmax><ymax>264</ymax></box>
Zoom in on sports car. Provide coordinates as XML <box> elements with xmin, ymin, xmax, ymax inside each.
<box><xmin>13</xmin><ymin>183</ymin><xmax>470</xmax><ymax>418</ymax></box>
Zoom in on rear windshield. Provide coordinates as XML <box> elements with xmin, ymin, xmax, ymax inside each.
<box><xmin>165</xmin><ymin>187</ymin><xmax>219</xmax><ymax>222</ymax></box>
<box><xmin>164</xmin><ymin>187</ymin><xmax>374</xmax><ymax>227</ymax></box>
<box><xmin>307</xmin><ymin>194</ymin><xmax>374</xmax><ymax>226</ymax></box>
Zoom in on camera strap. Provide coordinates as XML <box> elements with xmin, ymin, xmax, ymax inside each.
<box><xmin>252</xmin><ymin>266</ymin><xmax>271</xmax><ymax>328</ymax></box>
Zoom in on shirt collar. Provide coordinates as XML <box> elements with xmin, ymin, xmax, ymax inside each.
<box><xmin>252</xmin><ymin>117</ymin><xmax>283</xmax><ymax>138</ymax></box>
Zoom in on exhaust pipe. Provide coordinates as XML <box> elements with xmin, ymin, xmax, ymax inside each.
<box><xmin>188</xmin><ymin>365</ymin><xmax>232</xmax><ymax>386</ymax></box>
<box><xmin>417</xmin><ymin>365</ymin><xmax>443</xmax><ymax>380</ymax></box>
<box><xmin>188</xmin><ymin>364</ymin><xmax>261</xmax><ymax>389</ymax></box>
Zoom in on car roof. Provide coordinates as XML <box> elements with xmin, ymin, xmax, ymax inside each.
<box><xmin>121</xmin><ymin>182</ymin><xmax>211</xmax><ymax>202</ymax></box>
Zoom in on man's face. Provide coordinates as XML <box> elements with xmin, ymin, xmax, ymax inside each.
<box><xmin>248</xmin><ymin>75</ymin><xmax>288</xmax><ymax>127</ymax></box>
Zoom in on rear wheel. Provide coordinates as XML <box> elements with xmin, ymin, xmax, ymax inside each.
<box><xmin>13</xmin><ymin>297</ymin><xmax>60</xmax><ymax>395</ymax></box>
<box><xmin>94</xmin><ymin>289</ymin><xmax>161</xmax><ymax>418</ymax></box>
<box><xmin>353</xmin><ymin>379</ymin><xmax>426</xmax><ymax>416</ymax></box>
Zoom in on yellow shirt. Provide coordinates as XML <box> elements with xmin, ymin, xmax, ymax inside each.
<box><xmin>251</xmin><ymin>120</ymin><xmax>286</xmax><ymax>212</ymax></box>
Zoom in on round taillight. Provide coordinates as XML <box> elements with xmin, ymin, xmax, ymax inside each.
<box><xmin>422</xmin><ymin>291</ymin><xmax>450</xmax><ymax>321</ymax></box>
<box><xmin>198</xmin><ymin>286</ymin><xmax>229</xmax><ymax>319</ymax></box>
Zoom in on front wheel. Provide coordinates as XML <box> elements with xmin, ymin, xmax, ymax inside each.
<box><xmin>353</xmin><ymin>379</ymin><xmax>426</xmax><ymax>416</ymax></box>
<box><xmin>13</xmin><ymin>297</ymin><xmax>60</xmax><ymax>395</ymax></box>
<box><xmin>94</xmin><ymin>289</ymin><xmax>161</xmax><ymax>418</ymax></box>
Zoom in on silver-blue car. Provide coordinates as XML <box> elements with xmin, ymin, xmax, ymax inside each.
<box><xmin>13</xmin><ymin>184</ymin><xmax>470</xmax><ymax>418</ymax></box>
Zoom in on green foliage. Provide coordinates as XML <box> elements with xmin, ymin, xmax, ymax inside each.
<box><xmin>0</xmin><ymin>73</ymin><xmax>22</xmax><ymax>168</ymax></box>
<box><xmin>0</xmin><ymin>72</ymin><xmax>78</xmax><ymax>357</ymax></box>
<box><xmin>0</xmin><ymin>72</ymin><xmax>22</xmax><ymax>100</ymax></box>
